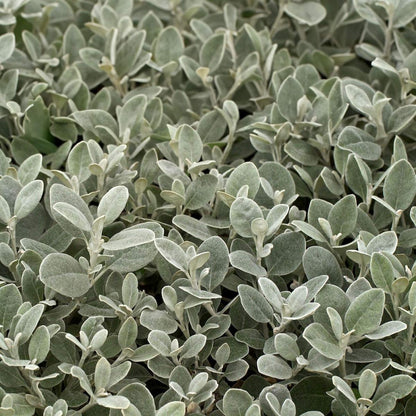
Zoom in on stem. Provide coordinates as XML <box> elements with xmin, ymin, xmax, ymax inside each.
<box><xmin>221</xmin><ymin>131</ymin><xmax>236</xmax><ymax>164</ymax></box>
<box><xmin>339</xmin><ymin>354</ymin><xmax>347</xmax><ymax>378</ymax></box>
<box><xmin>383</xmin><ymin>15</ymin><xmax>394</xmax><ymax>60</ymax></box>
<box><xmin>270</xmin><ymin>0</ymin><xmax>286</xmax><ymax>37</ymax></box>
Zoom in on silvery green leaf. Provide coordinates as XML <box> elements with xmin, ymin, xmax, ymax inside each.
<box><xmin>0</xmin><ymin>33</ymin><xmax>15</xmax><ymax>63</ymax></box>
<box><xmin>184</xmin><ymin>174</ymin><xmax>218</xmax><ymax>210</ymax></box>
<box><xmin>365</xmin><ymin>321</ymin><xmax>407</xmax><ymax>339</ymax></box>
<box><xmin>238</xmin><ymin>284</ymin><xmax>273</xmax><ymax>323</ymax></box>
<box><xmin>328</xmin><ymin>195</ymin><xmax>357</xmax><ymax>238</ymax></box>
<box><xmin>0</xmin><ymin>195</ymin><xmax>10</xmax><ymax>224</ymax></box>
<box><xmin>345</xmin><ymin>84</ymin><xmax>374</xmax><ymax>118</ymax></box>
<box><xmin>359</xmin><ymin>369</ymin><xmax>377</xmax><ymax>399</ymax></box>
<box><xmin>345</xmin><ymin>289</ymin><xmax>384</xmax><ymax>336</ymax></box>
<box><xmin>373</xmin><ymin>375</ymin><xmax>416</xmax><ymax>401</ymax></box>
<box><xmin>18</xmin><ymin>154</ymin><xmax>42</xmax><ymax>185</ymax></box>
<box><xmin>266</xmin><ymin>232</ymin><xmax>305</xmax><ymax>276</ymax></box>
<box><xmin>176</xmin><ymin>123</ymin><xmax>203</xmax><ymax>161</ymax></box>
<box><xmin>198</xmin><ymin>236</ymin><xmax>229</xmax><ymax>290</ymax></box>
<box><xmin>370</xmin><ymin>252</ymin><xmax>394</xmax><ymax>292</ymax></box>
<box><xmin>337</xmin><ymin>127</ymin><xmax>381</xmax><ymax>161</ymax></box>
<box><xmin>226</xmin><ymin>162</ymin><xmax>260</xmax><ymax>199</ymax></box>
<box><xmin>303</xmin><ymin>246</ymin><xmax>343</xmax><ymax>286</ymax></box>
<box><xmin>223</xmin><ymin>389</ymin><xmax>253</xmax><ymax>416</ymax></box>
<box><xmin>258</xmin><ymin>354</ymin><xmax>293</xmax><ymax>380</ymax></box>
<box><xmin>370</xmin><ymin>394</ymin><xmax>397</xmax><ymax>415</ymax></box>
<box><xmin>118</xmin><ymin>94</ymin><xmax>147</xmax><ymax>138</ymax></box>
<box><xmin>154</xmin><ymin>26</ymin><xmax>184</xmax><ymax>66</ymax></box>
<box><xmin>180</xmin><ymin>334</ymin><xmax>206</xmax><ymax>359</ymax></box>
<box><xmin>199</xmin><ymin>33</ymin><xmax>226</xmax><ymax>73</ymax></box>
<box><xmin>230</xmin><ymin>251</ymin><xmax>266</xmax><ymax>277</ymax></box>
<box><xmin>172</xmin><ymin>215</ymin><xmax>214</xmax><ymax>241</ymax></box>
<box><xmin>118</xmin><ymin>316</ymin><xmax>137</xmax><ymax>349</ymax></box>
<box><xmin>28</xmin><ymin>325</ymin><xmax>50</xmax><ymax>363</ymax></box>
<box><xmin>284</xmin><ymin>1</ymin><xmax>327</xmax><ymax>25</ymax></box>
<box><xmin>230</xmin><ymin>197</ymin><xmax>263</xmax><ymax>238</ymax></box>
<box><xmin>332</xmin><ymin>376</ymin><xmax>356</xmax><ymax>403</ymax></box>
<box><xmin>140</xmin><ymin>309</ymin><xmax>178</xmax><ymax>334</ymax></box>
<box><xmin>303</xmin><ymin>323</ymin><xmax>343</xmax><ymax>360</ymax></box>
<box><xmin>274</xmin><ymin>334</ymin><xmax>300</xmax><ymax>361</ymax></box>
<box><xmin>0</xmin><ymin>284</ymin><xmax>22</xmax><ymax>331</ymax></box>
<box><xmin>366</xmin><ymin>231</ymin><xmax>397</xmax><ymax>254</ymax></box>
<box><xmin>95</xmin><ymin>357</ymin><xmax>111</xmax><ymax>391</ymax></box>
<box><xmin>258</xmin><ymin>277</ymin><xmax>284</xmax><ymax>312</ymax></box>
<box><xmin>277</xmin><ymin>76</ymin><xmax>304</xmax><ymax>123</ymax></box>
<box><xmin>156</xmin><ymin>402</ymin><xmax>185</xmax><ymax>416</ymax></box>
<box><xmin>148</xmin><ymin>330</ymin><xmax>171</xmax><ymax>356</ymax></box>
<box><xmin>266</xmin><ymin>204</ymin><xmax>289</xmax><ymax>236</ymax></box>
<box><xmin>292</xmin><ymin>221</ymin><xmax>327</xmax><ymax>243</ymax></box>
<box><xmin>67</xmin><ymin>141</ymin><xmax>92</xmax><ymax>183</ymax></box>
<box><xmin>102</xmin><ymin>228</ymin><xmax>155</xmax><ymax>251</ymax></box>
<box><xmin>383</xmin><ymin>159</ymin><xmax>416</xmax><ymax>211</ymax></box>
<box><xmin>388</xmin><ymin>105</ymin><xmax>416</xmax><ymax>133</ymax></box>
<box><xmin>97</xmin><ymin>186</ymin><xmax>129</xmax><ymax>225</ymax></box>
<box><xmin>40</xmin><ymin>253</ymin><xmax>91</xmax><ymax>298</ymax></box>
<box><xmin>53</xmin><ymin>202</ymin><xmax>92</xmax><ymax>232</ymax></box>
<box><xmin>13</xmin><ymin>303</ymin><xmax>44</xmax><ymax>345</ymax></box>
<box><xmin>97</xmin><ymin>395</ymin><xmax>130</xmax><ymax>409</ymax></box>
<box><xmin>154</xmin><ymin>238</ymin><xmax>187</xmax><ymax>272</ymax></box>
<box><xmin>14</xmin><ymin>180</ymin><xmax>43</xmax><ymax>220</ymax></box>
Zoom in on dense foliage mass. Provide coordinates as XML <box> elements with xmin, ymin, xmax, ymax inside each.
<box><xmin>2</xmin><ymin>0</ymin><xmax>416</xmax><ymax>415</ymax></box>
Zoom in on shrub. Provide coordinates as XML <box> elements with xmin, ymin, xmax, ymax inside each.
<box><xmin>0</xmin><ymin>0</ymin><xmax>416</xmax><ymax>415</ymax></box>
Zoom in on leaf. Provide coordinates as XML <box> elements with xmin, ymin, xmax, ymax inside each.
<box><xmin>223</xmin><ymin>389</ymin><xmax>253</xmax><ymax>416</ymax></box>
<box><xmin>13</xmin><ymin>303</ymin><xmax>44</xmax><ymax>345</ymax></box>
<box><xmin>53</xmin><ymin>202</ymin><xmax>92</xmax><ymax>232</ymax></box>
<box><xmin>370</xmin><ymin>253</ymin><xmax>394</xmax><ymax>292</ymax></box>
<box><xmin>277</xmin><ymin>76</ymin><xmax>304</xmax><ymax>123</ymax></box>
<box><xmin>114</xmin><ymin>383</ymin><xmax>156</xmax><ymax>416</ymax></box>
<box><xmin>238</xmin><ymin>284</ymin><xmax>274</xmax><ymax>323</ymax></box>
<box><xmin>156</xmin><ymin>402</ymin><xmax>185</xmax><ymax>416</ymax></box>
<box><xmin>118</xmin><ymin>316</ymin><xmax>138</xmax><ymax>349</ymax></box>
<box><xmin>40</xmin><ymin>253</ymin><xmax>91</xmax><ymax>298</ymax></box>
<box><xmin>176</xmin><ymin>124</ymin><xmax>203</xmax><ymax>163</ymax></box>
<box><xmin>97</xmin><ymin>186</ymin><xmax>129</xmax><ymax>225</ymax></box>
<box><xmin>154</xmin><ymin>26</ymin><xmax>184</xmax><ymax>65</ymax></box>
<box><xmin>97</xmin><ymin>396</ymin><xmax>130</xmax><ymax>409</ymax></box>
<box><xmin>302</xmin><ymin>246</ymin><xmax>343</xmax><ymax>286</ymax></box>
<box><xmin>0</xmin><ymin>33</ymin><xmax>15</xmax><ymax>63</ymax></box>
<box><xmin>365</xmin><ymin>321</ymin><xmax>407</xmax><ymax>340</ymax></box>
<box><xmin>284</xmin><ymin>1</ymin><xmax>327</xmax><ymax>25</ymax></box>
<box><xmin>384</xmin><ymin>159</ymin><xmax>416</xmax><ymax>211</ymax></box>
<box><xmin>154</xmin><ymin>238</ymin><xmax>187</xmax><ymax>272</ymax></box>
<box><xmin>266</xmin><ymin>232</ymin><xmax>306</xmax><ymax>275</ymax></box>
<box><xmin>199</xmin><ymin>33</ymin><xmax>226</xmax><ymax>73</ymax></box>
<box><xmin>345</xmin><ymin>84</ymin><xmax>374</xmax><ymax>117</ymax></box>
<box><xmin>257</xmin><ymin>355</ymin><xmax>293</xmax><ymax>379</ymax></box>
<box><xmin>18</xmin><ymin>154</ymin><xmax>42</xmax><ymax>185</ymax></box>
<box><xmin>0</xmin><ymin>195</ymin><xmax>11</xmax><ymax>224</ymax></box>
<box><xmin>197</xmin><ymin>236</ymin><xmax>229</xmax><ymax>290</ymax></box>
<box><xmin>226</xmin><ymin>162</ymin><xmax>261</xmax><ymax>199</ymax></box>
<box><xmin>345</xmin><ymin>289</ymin><xmax>385</xmax><ymax>336</ymax></box>
<box><xmin>14</xmin><ymin>180</ymin><xmax>44</xmax><ymax>220</ymax></box>
<box><xmin>28</xmin><ymin>325</ymin><xmax>50</xmax><ymax>363</ymax></box>
<box><xmin>230</xmin><ymin>197</ymin><xmax>263</xmax><ymax>238</ymax></box>
<box><xmin>230</xmin><ymin>250</ymin><xmax>267</xmax><ymax>277</ymax></box>
<box><xmin>67</xmin><ymin>142</ymin><xmax>92</xmax><ymax>183</ymax></box>
<box><xmin>328</xmin><ymin>195</ymin><xmax>357</xmax><ymax>237</ymax></box>
<box><xmin>388</xmin><ymin>105</ymin><xmax>416</xmax><ymax>133</ymax></box>
<box><xmin>102</xmin><ymin>228</ymin><xmax>155</xmax><ymax>251</ymax></box>
<box><xmin>0</xmin><ymin>284</ymin><xmax>22</xmax><ymax>331</ymax></box>
<box><xmin>373</xmin><ymin>375</ymin><xmax>416</xmax><ymax>401</ymax></box>
<box><xmin>303</xmin><ymin>323</ymin><xmax>343</xmax><ymax>360</ymax></box>
<box><xmin>185</xmin><ymin>174</ymin><xmax>218</xmax><ymax>210</ymax></box>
